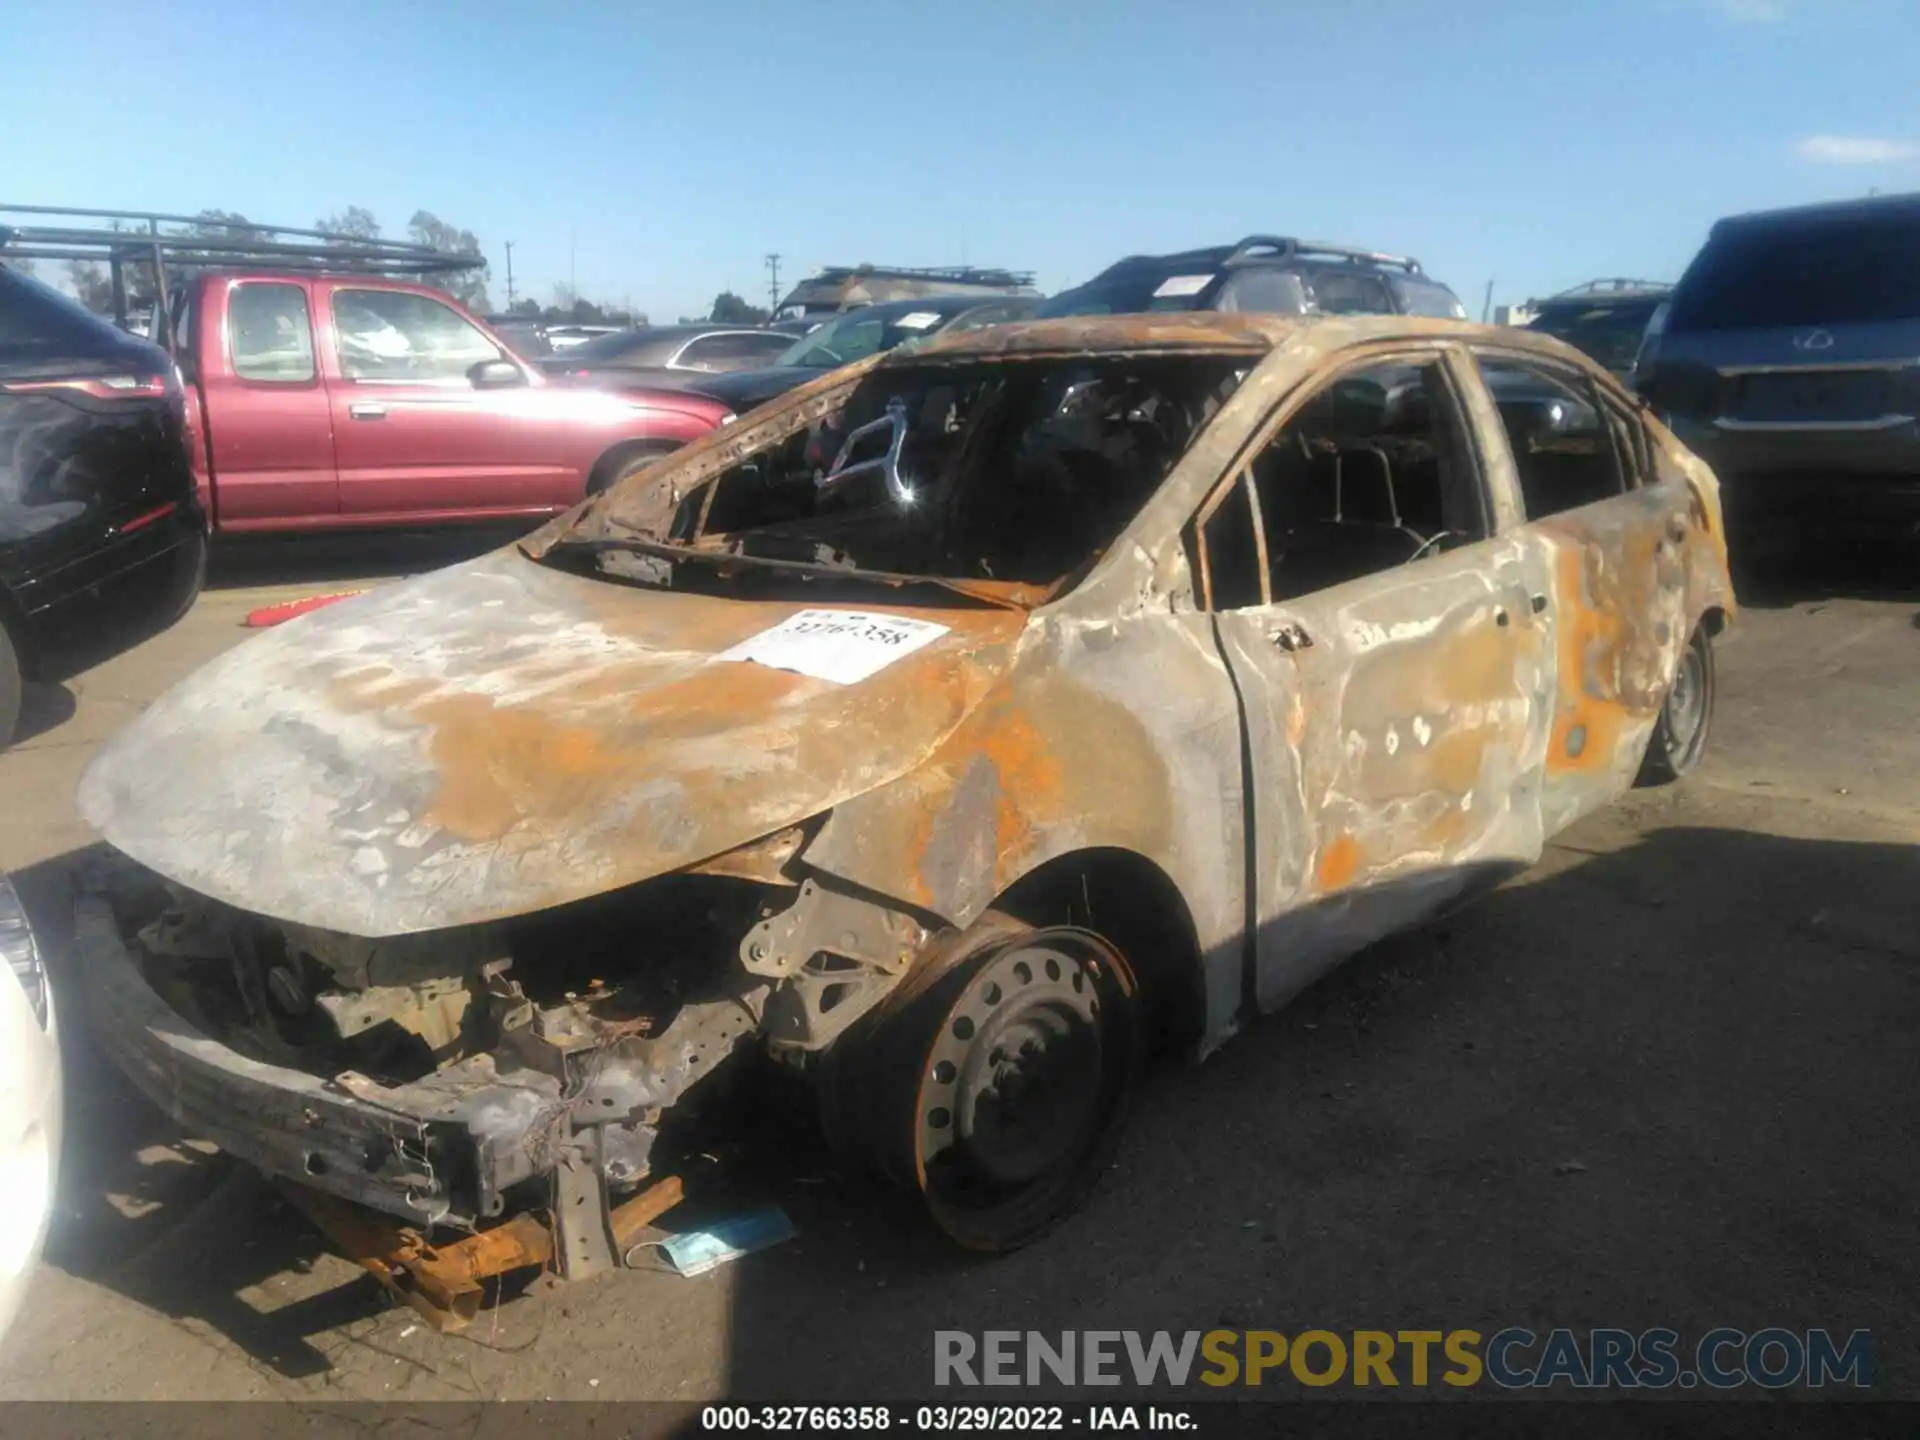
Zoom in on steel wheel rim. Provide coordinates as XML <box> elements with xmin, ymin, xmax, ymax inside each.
<box><xmin>1665</xmin><ymin>644</ymin><xmax>1707</xmax><ymax>764</ymax></box>
<box><xmin>906</xmin><ymin>929</ymin><xmax>1137</xmax><ymax>1244</ymax></box>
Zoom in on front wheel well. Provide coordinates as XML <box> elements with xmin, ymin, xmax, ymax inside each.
<box><xmin>989</xmin><ymin>848</ymin><xmax>1205</xmax><ymax>1054</ymax></box>
<box><xmin>1699</xmin><ymin>605</ymin><xmax>1730</xmax><ymax>638</ymax></box>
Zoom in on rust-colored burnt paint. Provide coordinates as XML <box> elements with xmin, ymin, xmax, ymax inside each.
<box><xmin>318</xmin><ymin>588</ymin><xmax>1027</xmax><ymax>912</ymax></box>
<box><xmin>1544</xmin><ymin>541</ymin><xmax>1631</xmax><ymax>777</ymax></box>
<box><xmin>806</xmin><ymin>664</ymin><xmax>1176</xmax><ymax>923</ymax></box>
<box><xmin>1315</xmin><ymin>833</ymin><xmax>1361</xmax><ymax>892</ymax></box>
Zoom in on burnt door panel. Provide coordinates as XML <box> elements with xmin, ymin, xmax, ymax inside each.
<box><xmin>1214</xmin><ymin>534</ymin><xmax>1556</xmax><ymax>1012</ymax></box>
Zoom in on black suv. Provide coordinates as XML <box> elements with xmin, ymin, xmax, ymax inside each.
<box><xmin>1525</xmin><ymin>279</ymin><xmax>1671</xmax><ymax>381</ymax></box>
<box><xmin>1635</xmin><ymin>192</ymin><xmax>1920</xmax><ymax>537</ymax></box>
<box><xmin>1038</xmin><ymin>235</ymin><xmax>1467</xmax><ymax>320</ymax></box>
<box><xmin>0</xmin><ymin>262</ymin><xmax>206</xmax><ymax>745</ymax></box>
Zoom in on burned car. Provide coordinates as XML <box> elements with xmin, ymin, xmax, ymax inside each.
<box><xmin>73</xmin><ymin>313</ymin><xmax>1732</xmax><ymax>1304</ymax></box>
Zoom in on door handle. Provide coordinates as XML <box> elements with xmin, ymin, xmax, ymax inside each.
<box><xmin>348</xmin><ymin>402</ymin><xmax>388</xmax><ymax>420</ymax></box>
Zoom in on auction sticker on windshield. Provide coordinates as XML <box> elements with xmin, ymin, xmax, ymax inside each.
<box><xmin>717</xmin><ymin>609</ymin><xmax>951</xmax><ymax>685</ymax></box>
<box><xmin>895</xmin><ymin>311</ymin><xmax>943</xmax><ymax>330</ymax></box>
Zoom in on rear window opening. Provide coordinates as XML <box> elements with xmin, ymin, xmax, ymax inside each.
<box><xmin>1668</xmin><ymin>214</ymin><xmax>1920</xmax><ymax>332</ymax></box>
<box><xmin>0</xmin><ymin>265</ymin><xmax>154</xmax><ymax>378</ymax></box>
<box><xmin>568</xmin><ymin>356</ymin><xmax>1249</xmax><ymax>599</ymax></box>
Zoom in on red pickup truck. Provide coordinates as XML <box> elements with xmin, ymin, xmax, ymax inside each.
<box><xmin>170</xmin><ymin>273</ymin><xmax>731</xmax><ymax>532</ymax></box>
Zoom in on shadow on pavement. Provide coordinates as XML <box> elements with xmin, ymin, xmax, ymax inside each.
<box><xmin>1729</xmin><ymin>522</ymin><xmax>1920</xmax><ymax>611</ymax></box>
<box><xmin>717</xmin><ymin>825</ymin><xmax>1920</xmax><ymax>1401</ymax></box>
<box><xmin>205</xmin><ymin>524</ymin><xmax>534</xmax><ymax>594</ymax></box>
<box><xmin>14</xmin><ymin>825</ymin><xmax>1917</xmax><ymax>1392</ymax></box>
<box><xmin>13</xmin><ymin>681</ymin><xmax>76</xmax><ymax>744</ymax></box>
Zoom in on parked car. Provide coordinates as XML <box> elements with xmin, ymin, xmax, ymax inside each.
<box><xmin>1040</xmin><ymin>235</ymin><xmax>1467</xmax><ymax>320</ymax></box>
<box><xmin>547</xmin><ymin>324</ymin><xmax>623</xmax><ymax>352</ymax></box>
<box><xmin>1523</xmin><ymin>280</ymin><xmax>1670</xmax><ymax>381</ymax></box>
<box><xmin>74</xmin><ymin>312</ymin><xmax>1731</xmax><ymax>1293</ymax></box>
<box><xmin>2</xmin><ymin>264</ymin><xmax>207</xmax><ymax>746</ymax></box>
<box><xmin>166</xmin><ymin>273</ymin><xmax>730</xmax><ymax>534</ymax></box>
<box><xmin>539</xmin><ymin>324</ymin><xmax>796</xmax><ymax>390</ymax></box>
<box><xmin>0</xmin><ymin>870</ymin><xmax>59</xmax><ymax>1350</ymax></box>
<box><xmin>485</xmin><ymin>314</ymin><xmax>553</xmax><ymax>360</ymax></box>
<box><xmin>687</xmin><ymin>293</ymin><xmax>1041</xmax><ymax>414</ymax></box>
<box><xmin>1634</xmin><ymin>191</ymin><xmax>1920</xmax><ymax>543</ymax></box>
<box><xmin>772</xmin><ymin>264</ymin><xmax>1037</xmax><ymax>324</ymax></box>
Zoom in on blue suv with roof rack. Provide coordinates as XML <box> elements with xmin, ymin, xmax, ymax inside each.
<box><xmin>1039</xmin><ymin>235</ymin><xmax>1467</xmax><ymax>320</ymax></box>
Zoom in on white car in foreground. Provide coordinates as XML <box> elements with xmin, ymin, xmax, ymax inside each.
<box><xmin>0</xmin><ymin>873</ymin><xmax>59</xmax><ymax>1348</ymax></box>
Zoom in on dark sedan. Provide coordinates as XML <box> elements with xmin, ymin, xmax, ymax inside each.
<box><xmin>539</xmin><ymin>324</ymin><xmax>796</xmax><ymax>391</ymax></box>
<box><xmin>685</xmin><ymin>294</ymin><xmax>1041</xmax><ymax>414</ymax></box>
<box><xmin>0</xmin><ymin>264</ymin><xmax>206</xmax><ymax>745</ymax></box>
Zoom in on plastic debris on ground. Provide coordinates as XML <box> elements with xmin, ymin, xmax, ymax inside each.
<box><xmin>650</xmin><ymin>1203</ymin><xmax>797</xmax><ymax>1277</ymax></box>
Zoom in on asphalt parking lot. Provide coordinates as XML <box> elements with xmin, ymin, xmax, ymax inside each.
<box><xmin>0</xmin><ymin>528</ymin><xmax>1915</xmax><ymax>1404</ymax></box>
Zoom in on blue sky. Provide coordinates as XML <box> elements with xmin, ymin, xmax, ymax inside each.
<box><xmin>4</xmin><ymin>0</ymin><xmax>1917</xmax><ymax>320</ymax></box>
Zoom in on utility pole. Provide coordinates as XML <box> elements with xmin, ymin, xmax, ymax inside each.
<box><xmin>504</xmin><ymin>241</ymin><xmax>516</xmax><ymax>308</ymax></box>
<box><xmin>1481</xmin><ymin>279</ymin><xmax>1495</xmax><ymax>324</ymax></box>
<box><xmin>765</xmin><ymin>253</ymin><xmax>782</xmax><ymax>316</ymax></box>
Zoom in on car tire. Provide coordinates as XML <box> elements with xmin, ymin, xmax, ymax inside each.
<box><xmin>588</xmin><ymin>442</ymin><xmax>681</xmax><ymax>497</ymax></box>
<box><xmin>0</xmin><ymin>619</ymin><xmax>21</xmax><ymax>751</ymax></box>
<box><xmin>845</xmin><ymin>924</ymin><xmax>1142</xmax><ymax>1253</ymax></box>
<box><xmin>1636</xmin><ymin>623</ymin><xmax>1714</xmax><ymax>786</ymax></box>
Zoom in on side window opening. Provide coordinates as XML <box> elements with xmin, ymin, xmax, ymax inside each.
<box><xmin>1476</xmin><ymin>356</ymin><xmax>1628</xmax><ymax>518</ymax></box>
<box><xmin>333</xmin><ymin>289</ymin><xmax>501</xmax><ymax>383</ymax></box>
<box><xmin>229</xmin><ymin>283</ymin><xmax>315</xmax><ymax>383</ymax></box>
<box><xmin>1198</xmin><ymin>357</ymin><xmax>1488</xmax><ymax>608</ymax></box>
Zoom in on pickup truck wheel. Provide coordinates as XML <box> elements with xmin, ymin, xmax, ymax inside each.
<box><xmin>0</xmin><ymin>620</ymin><xmax>21</xmax><ymax>750</ymax></box>
<box><xmin>588</xmin><ymin>442</ymin><xmax>681</xmax><ymax>496</ymax></box>
<box><xmin>1637</xmin><ymin>623</ymin><xmax>1714</xmax><ymax>786</ymax></box>
<box><xmin>860</xmin><ymin>925</ymin><xmax>1141</xmax><ymax>1252</ymax></box>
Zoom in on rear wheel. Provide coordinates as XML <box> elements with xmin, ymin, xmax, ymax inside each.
<box><xmin>0</xmin><ymin>619</ymin><xmax>21</xmax><ymax>750</ymax></box>
<box><xmin>846</xmin><ymin>925</ymin><xmax>1141</xmax><ymax>1252</ymax></box>
<box><xmin>1637</xmin><ymin>623</ymin><xmax>1714</xmax><ymax>785</ymax></box>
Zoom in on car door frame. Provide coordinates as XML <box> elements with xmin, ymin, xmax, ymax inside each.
<box><xmin>1459</xmin><ymin>341</ymin><xmax>1696</xmax><ymax>837</ymax></box>
<box><xmin>1188</xmin><ymin>338</ymin><xmax>1560</xmax><ymax>1012</ymax></box>
<box><xmin>319</xmin><ymin>282</ymin><xmax>564</xmax><ymax>520</ymax></box>
<box><xmin>199</xmin><ymin>276</ymin><xmax>339</xmax><ymax>527</ymax></box>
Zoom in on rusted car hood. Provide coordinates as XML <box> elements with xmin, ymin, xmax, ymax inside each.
<box><xmin>77</xmin><ymin>551</ymin><xmax>1026</xmax><ymax>937</ymax></box>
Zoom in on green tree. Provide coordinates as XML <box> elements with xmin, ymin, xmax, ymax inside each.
<box><xmin>66</xmin><ymin>260</ymin><xmax>118</xmax><ymax>314</ymax></box>
<box><xmin>408</xmin><ymin>210</ymin><xmax>491</xmax><ymax>311</ymax></box>
<box><xmin>709</xmin><ymin>290</ymin><xmax>768</xmax><ymax>324</ymax></box>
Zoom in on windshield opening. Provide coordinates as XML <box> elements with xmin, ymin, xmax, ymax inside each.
<box><xmin>554</xmin><ymin>355</ymin><xmax>1249</xmax><ymax>600</ymax></box>
<box><xmin>1669</xmin><ymin>215</ymin><xmax>1920</xmax><ymax>332</ymax></box>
